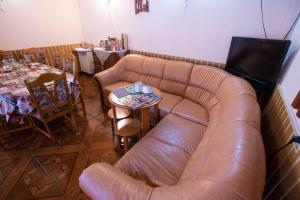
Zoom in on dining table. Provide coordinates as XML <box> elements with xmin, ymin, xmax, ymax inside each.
<box><xmin>0</xmin><ymin>63</ymin><xmax>78</xmax><ymax>123</ymax></box>
<box><xmin>93</xmin><ymin>47</ymin><xmax>126</xmax><ymax>71</ymax></box>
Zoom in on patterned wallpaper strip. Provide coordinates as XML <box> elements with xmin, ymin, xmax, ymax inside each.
<box><xmin>262</xmin><ymin>86</ymin><xmax>300</xmax><ymax>199</ymax></box>
<box><xmin>129</xmin><ymin>49</ymin><xmax>226</xmax><ymax>69</ymax></box>
<box><xmin>4</xmin><ymin>43</ymin><xmax>81</xmax><ymax>68</ymax></box>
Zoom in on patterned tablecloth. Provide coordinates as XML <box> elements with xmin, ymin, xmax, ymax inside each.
<box><xmin>0</xmin><ymin>63</ymin><xmax>77</xmax><ymax>123</ymax></box>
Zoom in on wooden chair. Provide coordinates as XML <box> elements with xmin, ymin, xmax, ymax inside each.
<box><xmin>0</xmin><ymin>51</ymin><xmax>14</xmax><ymax>62</ymax></box>
<box><xmin>62</xmin><ymin>53</ymin><xmax>78</xmax><ymax>79</ymax></box>
<box><xmin>33</xmin><ymin>48</ymin><xmax>47</xmax><ymax>64</ymax></box>
<box><xmin>21</xmin><ymin>48</ymin><xmax>47</xmax><ymax>64</ymax></box>
<box><xmin>0</xmin><ymin>115</ymin><xmax>34</xmax><ymax>136</ymax></box>
<box><xmin>24</xmin><ymin>72</ymin><xmax>76</xmax><ymax>139</ymax></box>
<box><xmin>62</xmin><ymin>53</ymin><xmax>87</xmax><ymax>117</ymax></box>
<box><xmin>53</xmin><ymin>51</ymin><xmax>65</xmax><ymax>70</ymax></box>
<box><xmin>22</xmin><ymin>48</ymin><xmax>38</xmax><ymax>63</ymax></box>
<box><xmin>1</xmin><ymin>51</ymin><xmax>16</xmax><ymax>68</ymax></box>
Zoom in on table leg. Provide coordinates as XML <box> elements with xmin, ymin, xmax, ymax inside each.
<box><xmin>154</xmin><ymin>103</ymin><xmax>159</xmax><ymax>125</ymax></box>
<box><xmin>141</xmin><ymin>107</ymin><xmax>150</xmax><ymax>137</ymax></box>
<box><xmin>124</xmin><ymin>136</ymin><xmax>129</xmax><ymax>153</ymax></box>
<box><xmin>111</xmin><ymin>105</ymin><xmax>117</xmax><ymax>129</ymax></box>
<box><xmin>111</xmin><ymin>105</ymin><xmax>120</xmax><ymax>149</ymax></box>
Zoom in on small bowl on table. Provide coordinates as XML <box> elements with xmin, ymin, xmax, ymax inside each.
<box><xmin>142</xmin><ymin>85</ymin><xmax>153</xmax><ymax>94</ymax></box>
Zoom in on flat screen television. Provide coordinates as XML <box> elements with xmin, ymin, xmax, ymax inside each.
<box><xmin>225</xmin><ymin>37</ymin><xmax>291</xmax><ymax>84</ymax></box>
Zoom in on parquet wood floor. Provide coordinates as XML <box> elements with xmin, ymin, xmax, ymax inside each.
<box><xmin>0</xmin><ymin>74</ymin><xmax>121</xmax><ymax>200</ymax></box>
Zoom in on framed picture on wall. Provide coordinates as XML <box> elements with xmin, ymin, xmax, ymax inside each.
<box><xmin>135</xmin><ymin>0</ymin><xmax>149</xmax><ymax>15</ymax></box>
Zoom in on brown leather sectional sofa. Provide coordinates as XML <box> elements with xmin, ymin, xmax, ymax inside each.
<box><xmin>79</xmin><ymin>54</ymin><xmax>266</xmax><ymax>200</ymax></box>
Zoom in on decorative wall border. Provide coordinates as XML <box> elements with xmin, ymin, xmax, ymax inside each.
<box><xmin>3</xmin><ymin>43</ymin><xmax>81</xmax><ymax>67</ymax></box>
<box><xmin>262</xmin><ymin>85</ymin><xmax>300</xmax><ymax>199</ymax></box>
<box><xmin>129</xmin><ymin>49</ymin><xmax>226</xmax><ymax>69</ymax></box>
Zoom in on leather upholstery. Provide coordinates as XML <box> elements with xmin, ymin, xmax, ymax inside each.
<box><xmin>158</xmin><ymin>92</ymin><xmax>183</xmax><ymax>118</ymax></box>
<box><xmin>172</xmin><ymin>98</ymin><xmax>209</xmax><ymax>125</ymax></box>
<box><xmin>115</xmin><ymin>114</ymin><xmax>205</xmax><ymax>187</ymax></box>
<box><xmin>79</xmin><ymin>162</ymin><xmax>153</xmax><ymax>200</ymax></box>
<box><xmin>141</xmin><ymin>57</ymin><xmax>166</xmax><ymax>88</ymax></box>
<box><xmin>83</xmin><ymin>54</ymin><xmax>266</xmax><ymax>200</ymax></box>
<box><xmin>160</xmin><ymin>61</ymin><xmax>193</xmax><ymax>96</ymax></box>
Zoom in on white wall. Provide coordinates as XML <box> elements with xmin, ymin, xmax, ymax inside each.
<box><xmin>0</xmin><ymin>0</ymin><xmax>83</xmax><ymax>50</ymax></box>
<box><xmin>77</xmin><ymin>0</ymin><xmax>300</xmax><ymax>63</ymax></box>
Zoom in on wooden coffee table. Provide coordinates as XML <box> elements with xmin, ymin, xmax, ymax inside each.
<box><xmin>108</xmin><ymin>87</ymin><xmax>161</xmax><ymax>137</ymax></box>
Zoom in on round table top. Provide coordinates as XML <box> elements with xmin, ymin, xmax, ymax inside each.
<box><xmin>108</xmin><ymin>86</ymin><xmax>162</xmax><ymax>110</ymax></box>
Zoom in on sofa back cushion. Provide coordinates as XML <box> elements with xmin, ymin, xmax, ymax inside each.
<box><xmin>160</xmin><ymin>61</ymin><xmax>193</xmax><ymax>96</ymax></box>
<box><xmin>184</xmin><ymin>65</ymin><xmax>227</xmax><ymax>110</ymax></box>
<box><xmin>121</xmin><ymin>54</ymin><xmax>145</xmax><ymax>83</ymax></box>
<box><xmin>141</xmin><ymin>57</ymin><xmax>166</xmax><ymax>88</ymax></box>
<box><xmin>119</xmin><ymin>55</ymin><xmax>167</xmax><ymax>89</ymax></box>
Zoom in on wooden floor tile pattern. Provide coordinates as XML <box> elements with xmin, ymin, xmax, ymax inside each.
<box><xmin>0</xmin><ymin>74</ymin><xmax>121</xmax><ymax>200</ymax></box>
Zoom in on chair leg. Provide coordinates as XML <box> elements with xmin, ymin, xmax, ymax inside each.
<box><xmin>110</xmin><ymin>119</ymin><xmax>115</xmax><ymax>138</ymax></box>
<box><xmin>123</xmin><ymin>136</ymin><xmax>129</xmax><ymax>153</ymax></box>
<box><xmin>0</xmin><ymin>117</ymin><xmax>5</xmax><ymax>134</ymax></box>
<box><xmin>114</xmin><ymin>135</ymin><xmax>122</xmax><ymax>152</ymax></box>
<box><xmin>35</xmin><ymin>121</ymin><xmax>53</xmax><ymax>139</ymax></box>
<box><xmin>0</xmin><ymin>116</ymin><xmax>35</xmax><ymax>136</ymax></box>
<box><xmin>70</xmin><ymin>111</ymin><xmax>77</xmax><ymax>131</ymax></box>
<box><xmin>44</xmin><ymin>122</ymin><xmax>52</xmax><ymax>136</ymax></box>
<box><xmin>138</xmin><ymin>132</ymin><xmax>142</xmax><ymax>140</ymax></box>
<box><xmin>29</xmin><ymin>116</ymin><xmax>36</xmax><ymax>129</ymax></box>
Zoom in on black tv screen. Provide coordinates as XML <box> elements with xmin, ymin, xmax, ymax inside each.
<box><xmin>225</xmin><ymin>37</ymin><xmax>291</xmax><ymax>83</ymax></box>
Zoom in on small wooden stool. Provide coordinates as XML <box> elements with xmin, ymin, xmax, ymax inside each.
<box><xmin>107</xmin><ymin>107</ymin><xmax>131</xmax><ymax>137</ymax></box>
<box><xmin>116</xmin><ymin>118</ymin><xmax>141</xmax><ymax>152</ymax></box>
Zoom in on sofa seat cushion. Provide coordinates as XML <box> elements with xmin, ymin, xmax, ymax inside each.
<box><xmin>115</xmin><ymin>114</ymin><xmax>206</xmax><ymax>187</ymax></box>
<box><xmin>172</xmin><ymin>99</ymin><xmax>209</xmax><ymax>126</ymax></box>
<box><xmin>158</xmin><ymin>92</ymin><xmax>183</xmax><ymax>117</ymax></box>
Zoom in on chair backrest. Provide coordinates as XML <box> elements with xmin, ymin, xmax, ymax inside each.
<box><xmin>54</xmin><ymin>51</ymin><xmax>65</xmax><ymax>70</ymax></box>
<box><xmin>22</xmin><ymin>48</ymin><xmax>38</xmax><ymax>63</ymax></box>
<box><xmin>25</xmin><ymin>72</ymin><xmax>72</xmax><ymax>119</ymax></box>
<box><xmin>33</xmin><ymin>48</ymin><xmax>47</xmax><ymax>64</ymax></box>
<box><xmin>0</xmin><ymin>51</ymin><xmax>15</xmax><ymax>67</ymax></box>
<box><xmin>62</xmin><ymin>53</ymin><xmax>78</xmax><ymax>80</ymax></box>
<box><xmin>0</xmin><ymin>50</ymin><xmax>14</xmax><ymax>60</ymax></box>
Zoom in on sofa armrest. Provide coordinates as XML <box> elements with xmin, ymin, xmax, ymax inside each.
<box><xmin>151</xmin><ymin>179</ymin><xmax>244</xmax><ymax>200</ymax></box>
<box><xmin>94</xmin><ymin>67</ymin><xmax>120</xmax><ymax>89</ymax></box>
<box><xmin>79</xmin><ymin>163</ymin><xmax>153</xmax><ymax>200</ymax></box>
